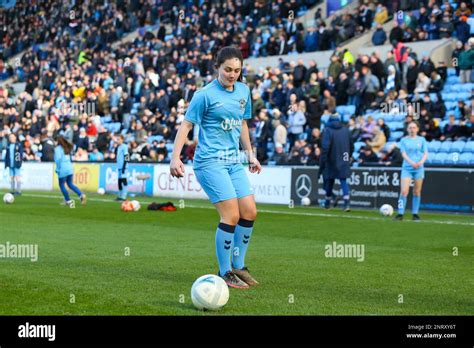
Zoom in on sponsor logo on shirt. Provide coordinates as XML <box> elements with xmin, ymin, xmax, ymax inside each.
<box><xmin>221</xmin><ymin>118</ymin><xmax>242</xmax><ymax>131</ymax></box>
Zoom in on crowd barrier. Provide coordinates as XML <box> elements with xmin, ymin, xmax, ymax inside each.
<box><xmin>1</xmin><ymin>163</ymin><xmax>472</xmax><ymax>212</ymax></box>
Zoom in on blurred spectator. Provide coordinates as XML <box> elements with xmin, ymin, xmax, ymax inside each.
<box><xmin>440</xmin><ymin>115</ymin><xmax>459</xmax><ymax>141</ymax></box>
<box><xmin>365</xmin><ymin>126</ymin><xmax>386</xmax><ymax>153</ymax></box>
<box><xmin>459</xmin><ymin>39</ymin><xmax>474</xmax><ymax>83</ymax></box>
<box><xmin>358</xmin><ymin>146</ymin><xmax>378</xmax><ymax>166</ymax></box>
<box><xmin>379</xmin><ymin>144</ymin><xmax>403</xmax><ymax>166</ymax></box>
<box><xmin>372</xmin><ymin>23</ymin><xmax>387</xmax><ymax>46</ymax></box>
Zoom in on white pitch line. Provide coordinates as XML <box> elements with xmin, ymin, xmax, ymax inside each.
<box><xmin>5</xmin><ymin>192</ymin><xmax>474</xmax><ymax>227</ymax></box>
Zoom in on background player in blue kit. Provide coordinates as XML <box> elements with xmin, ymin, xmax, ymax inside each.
<box><xmin>115</xmin><ymin>134</ymin><xmax>129</xmax><ymax>201</ymax></box>
<box><xmin>54</xmin><ymin>136</ymin><xmax>86</xmax><ymax>207</ymax></box>
<box><xmin>170</xmin><ymin>47</ymin><xmax>262</xmax><ymax>289</ymax></box>
<box><xmin>3</xmin><ymin>133</ymin><xmax>23</xmax><ymax>195</ymax></box>
<box><xmin>394</xmin><ymin>121</ymin><xmax>429</xmax><ymax>221</ymax></box>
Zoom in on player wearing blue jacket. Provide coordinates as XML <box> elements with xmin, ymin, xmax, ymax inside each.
<box><xmin>115</xmin><ymin>134</ymin><xmax>129</xmax><ymax>201</ymax></box>
<box><xmin>54</xmin><ymin>136</ymin><xmax>86</xmax><ymax>207</ymax></box>
<box><xmin>394</xmin><ymin>121</ymin><xmax>428</xmax><ymax>221</ymax></box>
<box><xmin>3</xmin><ymin>133</ymin><xmax>23</xmax><ymax>195</ymax></box>
<box><xmin>170</xmin><ymin>47</ymin><xmax>262</xmax><ymax>289</ymax></box>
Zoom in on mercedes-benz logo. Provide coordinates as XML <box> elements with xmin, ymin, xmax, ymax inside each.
<box><xmin>295</xmin><ymin>174</ymin><xmax>312</xmax><ymax>198</ymax></box>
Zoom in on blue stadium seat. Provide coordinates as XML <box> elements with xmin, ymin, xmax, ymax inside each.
<box><xmin>438</xmin><ymin>141</ymin><xmax>452</xmax><ymax>153</ymax></box>
<box><xmin>101</xmin><ymin>115</ymin><xmax>112</xmax><ymax>123</ymax></box>
<box><xmin>394</xmin><ymin>121</ymin><xmax>404</xmax><ymax>130</ymax></box>
<box><xmin>321</xmin><ymin>114</ymin><xmax>330</xmax><ymax>124</ymax></box>
<box><xmin>389</xmin><ymin>131</ymin><xmax>403</xmax><ymax>141</ymax></box>
<box><xmin>342</xmin><ymin>113</ymin><xmax>352</xmax><ymax>123</ymax></box>
<box><xmin>387</xmin><ymin>122</ymin><xmax>397</xmax><ymax>130</ymax></box>
<box><xmin>464</xmin><ymin>142</ymin><xmax>474</xmax><ymax>153</ymax></box>
<box><xmin>459</xmin><ymin>83</ymin><xmax>474</xmax><ymax>92</ymax></box>
<box><xmin>345</xmin><ymin>105</ymin><xmax>356</xmax><ymax>115</ymax></box>
<box><xmin>444</xmin><ymin>152</ymin><xmax>461</xmax><ymax>165</ymax></box>
<box><xmin>352</xmin><ymin>152</ymin><xmax>360</xmax><ymax>160</ymax></box>
<box><xmin>427</xmin><ymin>140</ymin><xmax>441</xmax><ymax>153</ymax></box>
<box><xmin>442</xmin><ymin>85</ymin><xmax>452</xmax><ymax>92</ymax></box>
<box><xmin>432</xmin><ymin>153</ymin><xmax>447</xmax><ymax>164</ymax></box>
<box><xmin>457</xmin><ymin>153</ymin><xmax>472</xmax><ymax>165</ymax></box>
<box><xmin>458</xmin><ymin>92</ymin><xmax>471</xmax><ymax>101</ymax></box>
<box><xmin>447</xmin><ymin>68</ymin><xmax>457</xmax><ymax>77</ymax></box>
<box><xmin>429</xmin><ymin>93</ymin><xmax>438</xmax><ymax>102</ymax></box>
<box><xmin>450</xmin><ymin>141</ymin><xmax>465</xmax><ymax>153</ymax></box>
<box><xmin>450</xmin><ymin>84</ymin><xmax>463</xmax><ymax>92</ymax></box>
<box><xmin>444</xmin><ymin>101</ymin><xmax>457</xmax><ymax>110</ymax></box>
<box><xmin>426</xmin><ymin>152</ymin><xmax>436</xmax><ymax>164</ymax></box>
<box><xmin>446</xmin><ymin>76</ymin><xmax>460</xmax><ymax>85</ymax></box>
<box><xmin>380</xmin><ymin>113</ymin><xmax>393</xmax><ymax>122</ymax></box>
<box><xmin>354</xmin><ymin>141</ymin><xmax>365</xmax><ymax>152</ymax></box>
<box><xmin>165</xmin><ymin>143</ymin><xmax>174</xmax><ymax>153</ymax></box>
<box><xmin>391</xmin><ymin>114</ymin><xmax>405</xmax><ymax>122</ymax></box>
<box><xmin>335</xmin><ymin>106</ymin><xmax>346</xmax><ymax>115</ymax></box>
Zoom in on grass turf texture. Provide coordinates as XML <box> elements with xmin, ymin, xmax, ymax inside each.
<box><xmin>0</xmin><ymin>190</ymin><xmax>472</xmax><ymax>315</ymax></box>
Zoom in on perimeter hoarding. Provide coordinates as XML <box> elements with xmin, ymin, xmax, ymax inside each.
<box><xmin>291</xmin><ymin>167</ymin><xmax>474</xmax><ymax>213</ymax></box>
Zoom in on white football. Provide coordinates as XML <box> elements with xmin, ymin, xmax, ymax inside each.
<box><xmin>3</xmin><ymin>193</ymin><xmax>14</xmax><ymax>204</ymax></box>
<box><xmin>97</xmin><ymin>188</ymin><xmax>105</xmax><ymax>195</ymax></box>
<box><xmin>191</xmin><ymin>274</ymin><xmax>229</xmax><ymax>311</ymax></box>
<box><xmin>130</xmin><ymin>200</ymin><xmax>141</xmax><ymax>212</ymax></box>
<box><xmin>301</xmin><ymin>197</ymin><xmax>311</xmax><ymax>206</ymax></box>
<box><xmin>380</xmin><ymin>204</ymin><xmax>394</xmax><ymax>216</ymax></box>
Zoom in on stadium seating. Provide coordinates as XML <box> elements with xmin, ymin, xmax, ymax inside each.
<box><xmin>428</xmin><ymin>141</ymin><xmax>442</xmax><ymax>153</ymax></box>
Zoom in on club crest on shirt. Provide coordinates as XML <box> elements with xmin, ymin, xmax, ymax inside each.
<box><xmin>239</xmin><ymin>98</ymin><xmax>246</xmax><ymax>111</ymax></box>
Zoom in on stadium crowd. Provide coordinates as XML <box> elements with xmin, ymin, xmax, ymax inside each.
<box><xmin>0</xmin><ymin>0</ymin><xmax>473</xmax><ymax>168</ymax></box>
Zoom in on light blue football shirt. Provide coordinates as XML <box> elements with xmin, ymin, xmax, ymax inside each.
<box><xmin>9</xmin><ymin>143</ymin><xmax>15</xmax><ymax>167</ymax></box>
<box><xmin>399</xmin><ymin>136</ymin><xmax>428</xmax><ymax>169</ymax></box>
<box><xmin>184</xmin><ymin>79</ymin><xmax>252</xmax><ymax>168</ymax></box>
<box><xmin>54</xmin><ymin>146</ymin><xmax>74</xmax><ymax>178</ymax></box>
<box><xmin>116</xmin><ymin>143</ymin><xmax>129</xmax><ymax>177</ymax></box>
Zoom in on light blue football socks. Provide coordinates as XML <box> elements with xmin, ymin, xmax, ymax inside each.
<box><xmin>232</xmin><ymin>219</ymin><xmax>254</xmax><ymax>270</ymax></box>
<box><xmin>216</xmin><ymin>223</ymin><xmax>235</xmax><ymax>276</ymax></box>
<box><xmin>412</xmin><ymin>195</ymin><xmax>421</xmax><ymax>215</ymax></box>
<box><xmin>398</xmin><ymin>195</ymin><xmax>407</xmax><ymax>215</ymax></box>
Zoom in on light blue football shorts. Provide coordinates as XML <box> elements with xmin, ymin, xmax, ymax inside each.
<box><xmin>194</xmin><ymin>163</ymin><xmax>253</xmax><ymax>204</ymax></box>
<box><xmin>401</xmin><ymin>168</ymin><xmax>424</xmax><ymax>180</ymax></box>
<box><xmin>9</xmin><ymin>168</ymin><xmax>22</xmax><ymax>177</ymax></box>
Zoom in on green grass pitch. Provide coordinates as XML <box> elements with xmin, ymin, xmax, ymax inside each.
<box><xmin>0</xmin><ymin>190</ymin><xmax>472</xmax><ymax>315</ymax></box>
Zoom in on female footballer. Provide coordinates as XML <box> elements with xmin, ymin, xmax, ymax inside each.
<box><xmin>170</xmin><ymin>47</ymin><xmax>262</xmax><ymax>289</ymax></box>
<box><xmin>394</xmin><ymin>121</ymin><xmax>428</xmax><ymax>221</ymax></box>
<box><xmin>54</xmin><ymin>136</ymin><xmax>86</xmax><ymax>207</ymax></box>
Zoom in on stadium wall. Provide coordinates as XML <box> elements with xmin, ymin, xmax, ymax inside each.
<box><xmin>0</xmin><ymin>163</ymin><xmax>472</xmax><ymax>212</ymax></box>
<box><xmin>245</xmin><ymin>39</ymin><xmax>448</xmax><ymax>73</ymax></box>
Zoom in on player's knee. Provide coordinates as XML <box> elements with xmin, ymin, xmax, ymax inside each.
<box><xmin>222</xmin><ymin>213</ymin><xmax>240</xmax><ymax>226</ymax></box>
<box><xmin>413</xmin><ymin>189</ymin><xmax>422</xmax><ymax>196</ymax></box>
<box><xmin>241</xmin><ymin>207</ymin><xmax>257</xmax><ymax>221</ymax></box>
